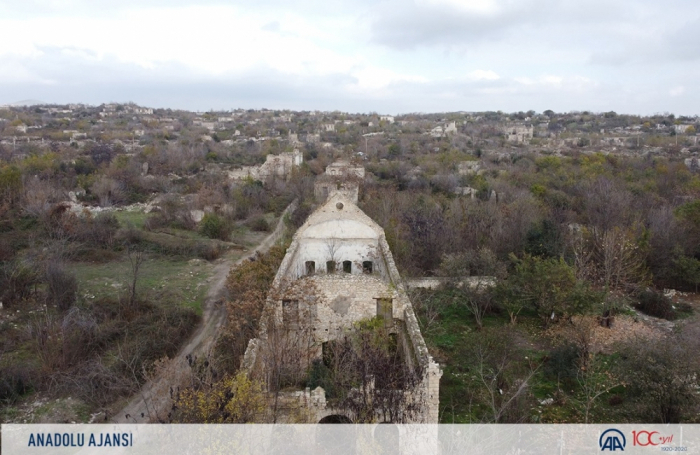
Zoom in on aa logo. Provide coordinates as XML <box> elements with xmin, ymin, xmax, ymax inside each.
<box><xmin>600</xmin><ymin>429</ymin><xmax>626</xmax><ymax>451</ymax></box>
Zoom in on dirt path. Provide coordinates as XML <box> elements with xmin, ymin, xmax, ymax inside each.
<box><xmin>111</xmin><ymin>201</ymin><xmax>297</xmax><ymax>423</ymax></box>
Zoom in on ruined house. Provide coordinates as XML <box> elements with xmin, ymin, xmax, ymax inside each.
<box><xmin>457</xmin><ymin>160</ymin><xmax>481</xmax><ymax>176</ymax></box>
<box><xmin>243</xmin><ymin>193</ymin><xmax>442</xmax><ymax>423</ymax></box>
<box><xmin>685</xmin><ymin>157</ymin><xmax>700</xmax><ymax>171</ymax></box>
<box><xmin>429</xmin><ymin>121</ymin><xmax>457</xmax><ymax>138</ymax></box>
<box><xmin>227</xmin><ymin>150</ymin><xmax>303</xmax><ymax>182</ymax></box>
<box><xmin>504</xmin><ymin>124</ymin><xmax>533</xmax><ymax>143</ymax></box>
<box><xmin>314</xmin><ymin>160</ymin><xmax>365</xmax><ymax>203</ymax></box>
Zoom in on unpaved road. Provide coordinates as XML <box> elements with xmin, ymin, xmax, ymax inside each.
<box><xmin>112</xmin><ymin>202</ymin><xmax>296</xmax><ymax>423</ymax></box>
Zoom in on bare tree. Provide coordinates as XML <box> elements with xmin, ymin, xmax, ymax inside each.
<box><xmin>91</xmin><ymin>175</ymin><xmax>124</xmax><ymax>207</ymax></box>
<box><xmin>464</xmin><ymin>328</ymin><xmax>539</xmax><ymax>422</ymax></box>
<box><xmin>126</xmin><ymin>246</ymin><xmax>144</xmax><ymax>309</ymax></box>
<box><xmin>324</xmin><ymin>237</ymin><xmax>340</xmax><ymax>272</ymax></box>
<box><xmin>459</xmin><ymin>283</ymin><xmax>493</xmax><ymax>330</ymax></box>
<box><xmin>571</xmin><ymin>226</ymin><xmax>649</xmax><ymax>291</ymax></box>
<box><xmin>575</xmin><ymin>353</ymin><xmax>619</xmax><ymax>423</ymax></box>
<box><xmin>22</xmin><ymin>176</ymin><xmax>60</xmax><ymax>218</ymax></box>
<box><xmin>258</xmin><ymin>277</ymin><xmax>320</xmax><ymax>422</ymax></box>
<box><xmin>617</xmin><ymin>333</ymin><xmax>700</xmax><ymax>422</ymax></box>
<box><xmin>44</xmin><ymin>259</ymin><xmax>78</xmax><ymax>312</ymax></box>
<box><xmin>319</xmin><ymin>320</ymin><xmax>424</xmax><ymax>423</ymax></box>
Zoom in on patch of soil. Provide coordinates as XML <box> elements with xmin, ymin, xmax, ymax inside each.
<box><xmin>545</xmin><ymin>315</ymin><xmax>666</xmax><ymax>355</ymax></box>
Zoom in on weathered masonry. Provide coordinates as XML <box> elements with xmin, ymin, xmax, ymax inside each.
<box><xmin>313</xmin><ymin>160</ymin><xmax>365</xmax><ymax>203</ymax></box>
<box><xmin>243</xmin><ymin>193</ymin><xmax>442</xmax><ymax>423</ymax></box>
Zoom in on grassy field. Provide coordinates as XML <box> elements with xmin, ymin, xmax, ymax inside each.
<box><xmin>0</xmin><ymin>207</ymin><xmax>281</xmax><ymax>424</ymax></box>
<box><xmin>112</xmin><ymin>210</ymin><xmax>150</xmax><ymax>229</ymax></box>
<box><xmin>69</xmin><ymin>209</ymin><xmax>276</xmax><ymax>315</ymax></box>
<box><xmin>69</xmin><ymin>255</ymin><xmax>220</xmax><ymax>316</ymax></box>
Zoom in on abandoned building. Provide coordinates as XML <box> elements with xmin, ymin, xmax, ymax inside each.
<box><xmin>227</xmin><ymin>149</ymin><xmax>303</xmax><ymax>181</ymax></box>
<box><xmin>313</xmin><ymin>160</ymin><xmax>365</xmax><ymax>203</ymax></box>
<box><xmin>242</xmin><ymin>192</ymin><xmax>442</xmax><ymax>423</ymax></box>
<box><xmin>457</xmin><ymin>160</ymin><xmax>481</xmax><ymax>176</ymax></box>
<box><xmin>504</xmin><ymin>124</ymin><xmax>534</xmax><ymax>143</ymax></box>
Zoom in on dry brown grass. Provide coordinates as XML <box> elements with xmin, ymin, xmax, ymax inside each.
<box><xmin>545</xmin><ymin>315</ymin><xmax>665</xmax><ymax>355</ymax></box>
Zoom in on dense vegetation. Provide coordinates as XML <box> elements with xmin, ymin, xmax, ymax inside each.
<box><xmin>1</xmin><ymin>103</ymin><xmax>699</xmax><ymax>423</ymax></box>
<box><xmin>357</xmin><ymin>151</ymin><xmax>700</xmax><ymax>422</ymax></box>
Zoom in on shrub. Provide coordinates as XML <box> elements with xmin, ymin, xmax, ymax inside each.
<box><xmin>199</xmin><ymin>213</ymin><xmax>230</xmax><ymax>241</ymax></box>
<box><xmin>635</xmin><ymin>290</ymin><xmax>675</xmax><ymax>320</ymax></box>
<box><xmin>289</xmin><ymin>202</ymin><xmax>313</xmax><ymax>229</ymax></box>
<box><xmin>76</xmin><ymin>212</ymin><xmax>120</xmax><ymax>247</ymax></box>
<box><xmin>0</xmin><ymin>364</ymin><xmax>37</xmax><ymax>403</ymax></box>
<box><xmin>171</xmin><ymin>372</ymin><xmax>267</xmax><ymax>423</ymax></box>
<box><xmin>306</xmin><ymin>359</ymin><xmax>335</xmax><ymax>397</ymax></box>
<box><xmin>197</xmin><ymin>243</ymin><xmax>223</xmax><ymax>261</ymax></box>
<box><xmin>617</xmin><ymin>336</ymin><xmax>700</xmax><ymax>422</ymax></box>
<box><xmin>608</xmin><ymin>395</ymin><xmax>624</xmax><ymax>406</ymax></box>
<box><xmin>0</xmin><ymin>260</ymin><xmax>39</xmax><ymax>307</ymax></box>
<box><xmin>146</xmin><ymin>195</ymin><xmax>196</xmax><ymax>231</ymax></box>
<box><xmin>44</xmin><ymin>261</ymin><xmax>78</xmax><ymax>312</ymax></box>
<box><xmin>544</xmin><ymin>343</ymin><xmax>581</xmax><ymax>383</ymax></box>
<box><xmin>248</xmin><ymin>216</ymin><xmax>270</xmax><ymax>232</ymax></box>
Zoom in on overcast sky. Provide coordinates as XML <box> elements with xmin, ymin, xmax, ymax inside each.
<box><xmin>1</xmin><ymin>0</ymin><xmax>698</xmax><ymax>115</ymax></box>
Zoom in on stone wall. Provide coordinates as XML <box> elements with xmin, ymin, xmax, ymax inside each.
<box><xmin>406</xmin><ymin>276</ymin><xmax>496</xmax><ymax>290</ymax></box>
<box><xmin>314</xmin><ymin>179</ymin><xmax>360</xmax><ymax>203</ymax></box>
<box><xmin>228</xmin><ymin>150</ymin><xmax>303</xmax><ymax>182</ymax></box>
<box><xmin>504</xmin><ymin>125</ymin><xmax>534</xmax><ymax>143</ymax></box>
<box><xmin>242</xmin><ymin>194</ymin><xmax>441</xmax><ymax>423</ymax></box>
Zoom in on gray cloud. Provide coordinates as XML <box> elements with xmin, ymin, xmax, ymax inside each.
<box><xmin>367</xmin><ymin>0</ymin><xmax>684</xmax><ymax>54</ymax></box>
<box><xmin>4</xmin><ymin>45</ymin><xmax>692</xmax><ymax>115</ymax></box>
<box><xmin>590</xmin><ymin>13</ymin><xmax>700</xmax><ymax>66</ymax></box>
<box><xmin>2</xmin><ymin>0</ymin><xmax>700</xmax><ymax>115</ymax></box>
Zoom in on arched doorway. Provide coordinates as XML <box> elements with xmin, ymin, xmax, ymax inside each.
<box><xmin>319</xmin><ymin>414</ymin><xmax>353</xmax><ymax>423</ymax></box>
<box><xmin>316</xmin><ymin>415</ymin><xmax>355</xmax><ymax>455</ymax></box>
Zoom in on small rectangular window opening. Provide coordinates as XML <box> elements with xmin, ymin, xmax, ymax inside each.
<box><xmin>326</xmin><ymin>261</ymin><xmax>336</xmax><ymax>273</ymax></box>
<box><xmin>282</xmin><ymin>299</ymin><xmax>299</xmax><ymax>324</ymax></box>
<box><xmin>343</xmin><ymin>260</ymin><xmax>352</xmax><ymax>273</ymax></box>
<box><xmin>305</xmin><ymin>261</ymin><xmax>315</xmax><ymax>275</ymax></box>
<box><xmin>362</xmin><ymin>261</ymin><xmax>373</xmax><ymax>274</ymax></box>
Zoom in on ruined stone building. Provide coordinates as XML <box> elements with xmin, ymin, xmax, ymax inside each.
<box><xmin>313</xmin><ymin>160</ymin><xmax>365</xmax><ymax>203</ymax></box>
<box><xmin>227</xmin><ymin>150</ymin><xmax>303</xmax><ymax>181</ymax></box>
<box><xmin>685</xmin><ymin>157</ymin><xmax>700</xmax><ymax>171</ymax></box>
<box><xmin>429</xmin><ymin>121</ymin><xmax>457</xmax><ymax>138</ymax></box>
<box><xmin>243</xmin><ymin>192</ymin><xmax>442</xmax><ymax>423</ymax></box>
<box><xmin>457</xmin><ymin>160</ymin><xmax>481</xmax><ymax>176</ymax></box>
<box><xmin>504</xmin><ymin>124</ymin><xmax>534</xmax><ymax>143</ymax></box>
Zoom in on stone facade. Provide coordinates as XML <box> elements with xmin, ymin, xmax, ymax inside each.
<box><xmin>684</xmin><ymin>157</ymin><xmax>700</xmax><ymax>171</ymax></box>
<box><xmin>314</xmin><ymin>179</ymin><xmax>360</xmax><ymax>203</ymax></box>
<box><xmin>313</xmin><ymin>161</ymin><xmax>365</xmax><ymax>203</ymax></box>
<box><xmin>324</xmin><ymin>160</ymin><xmax>365</xmax><ymax>179</ymax></box>
<box><xmin>243</xmin><ymin>193</ymin><xmax>442</xmax><ymax>423</ymax></box>
<box><xmin>228</xmin><ymin>150</ymin><xmax>303</xmax><ymax>181</ymax></box>
<box><xmin>457</xmin><ymin>160</ymin><xmax>481</xmax><ymax>175</ymax></box>
<box><xmin>504</xmin><ymin>124</ymin><xmax>534</xmax><ymax>143</ymax></box>
<box><xmin>406</xmin><ymin>276</ymin><xmax>496</xmax><ymax>290</ymax></box>
<box><xmin>429</xmin><ymin>121</ymin><xmax>457</xmax><ymax>138</ymax></box>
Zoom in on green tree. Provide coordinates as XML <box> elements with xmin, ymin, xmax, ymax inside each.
<box><xmin>0</xmin><ymin>165</ymin><xmax>22</xmax><ymax>209</ymax></box>
<box><xmin>387</xmin><ymin>143</ymin><xmax>401</xmax><ymax>157</ymax></box>
<box><xmin>499</xmin><ymin>254</ymin><xmax>591</xmax><ymax>326</ymax></box>
<box><xmin>672</xmin><ymin>253</ymin><xmax>700</xmax><ymax>292</ymax></box>
<box><xmin>199</xmin><ymin>213</ymin><xmax>230</xmax><ymax>241</ymax></box>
